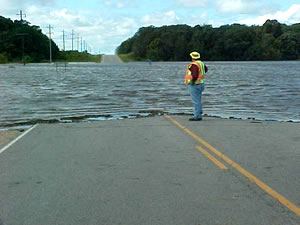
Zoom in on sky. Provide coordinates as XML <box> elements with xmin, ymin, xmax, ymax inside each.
<box><xmin>1</xmin><ymin>0</ymin><xmax>300</xmax><ymax>54</ymax></box>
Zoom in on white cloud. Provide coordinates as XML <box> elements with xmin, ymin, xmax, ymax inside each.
<box><xmin>48</xmin><ymin>9</ymin><xmax>91</xmax><ymax>27</ymax></box>
<box><xmin>0</xmin><ymin>0</ymin><xmax>140</xmax><ymax>54</ymax></box>
<box><xmin>0</xmin><ymin>0</ymin><xmax>56</xmax><ymax>15</ymax></box>
<box><xmin>1</xmin><ymin>0</ymin><xmax>299</xmax><ymax>54</ymax></box>
<box><xmin>176</xmin><ymin>0</ymin><xmax>208</xmax><ymax>8</ymax></box>
<box><xmin>102</xmin><ymin>0</ymin><xmax>136</xmax><ymax>9</ymax></box>
<box><xmin>190</xmin><ymin>12</ymin><xmax>208</xmax><ymax>25</ymax></box>
<box><xmin>238</xmin><ymin>4</ymin><xmax>300</xmax><ymax>25</ymax></box>
<box><xmin>177</xmin><ymin>0</ymin><xmax>261</xmax><ymax>14</ymax></box>
<box><xmin>141</xmin><ymin>11</ymin><xmax>180</xmax><ymax>27</ymax></box>
<box><xmin>214</xmin><ymin>0</ymin><xmax>259</xmax><ymax>14</ymax></box>
<box><xmin>45</xmin><ymin>12</ymin><xmax>138</xmax><ymax>53</ymax></box>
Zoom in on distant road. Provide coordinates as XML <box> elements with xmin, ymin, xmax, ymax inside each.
<box><xmin>101</xmin><ymin>54</ymin><xmax>123</xmax><ymax>64</ymax></box>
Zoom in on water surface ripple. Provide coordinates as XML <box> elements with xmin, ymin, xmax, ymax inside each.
<box><xmin>0</xmin><ymin>61</ymin><xmax>299</xmax><ymax>128</ymax></box>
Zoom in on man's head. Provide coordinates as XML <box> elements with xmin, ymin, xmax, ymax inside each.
<box><xmin>190</xmin><ymin>51</ymin><xmax>200</xmax><ymax>60</ymax></box>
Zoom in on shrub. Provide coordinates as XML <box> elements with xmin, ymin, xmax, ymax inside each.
<box><xmin>0</xmin><ymin>53</ymin><xmax>8</xmax><ymax>64</ymax></box>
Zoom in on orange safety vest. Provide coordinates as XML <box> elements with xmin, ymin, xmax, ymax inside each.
<box><xmin>184</xmin><ymin>60</ymin><xmax>205</xmax><ymax>84</ymax></box>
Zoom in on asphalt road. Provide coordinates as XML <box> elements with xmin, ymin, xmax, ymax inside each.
<box><xmin>0</xmin><ymin>115</ymin><xmax>299</xmax><ymax>225</ymax></box>
<box><xmin>101</xmin><ymin>55</ymin><xmax>123</xmax><ymax>64</ymax></box>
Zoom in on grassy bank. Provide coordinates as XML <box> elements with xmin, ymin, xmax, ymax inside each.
<box><xmin>0</xmin><ymin>51</ymin><xmax>102</xmax><ymax>64</ymax></box>
<box><xmin>59</xmin><ymin>51</ymin><xmax>102</xmax><ymax>63</ymax></box>
<box><xmin>118</xmin><ymin>52</ymin><xmax>136</xmax><ymax>63</ymax></box>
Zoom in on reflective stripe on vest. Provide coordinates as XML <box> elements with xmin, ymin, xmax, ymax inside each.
<box><xmin>184</xmin><ymin>60</ymin><xmax>205</xmax><ymax>84</ymax></box>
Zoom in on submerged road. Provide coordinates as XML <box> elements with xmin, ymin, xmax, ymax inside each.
<box><xmin>0</xmin><ymin>115</ymin><xmax>299</xmax><ymax>225</ymax></box>
<box><xmin>101</xmin><ymin>54</ymin><xmax>123</xmax><ymax>64</ymax></box>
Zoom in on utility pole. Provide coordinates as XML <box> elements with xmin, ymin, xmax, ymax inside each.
<box><xmin>16</xmin><ymin>33</ymin><xmax>28</xmax><ymax>65</ymax></box>
<box><xmin>16</xmin><ymin>10</ymin><xmax>26</xmax><ymax>21</ymax></box>
<box><xmin>83</xmin><ymin>40</ymin><xmax>86</xmax><ymax>52</ymax></box>
<box><xmin>71</xmin><ymin>30</ymin><xmax>75</xmax><ymax>51</ymax></box>
<box><xmin>86</xmin><ymin>42</ymin><xmax>89</xmax><ymax>53</ymax></box>
<box><xmin>48</xmin><ymin>25</ymin><xmax>53</xmax><ymax>63</ymax></box>
<box><xmin>77</xmin><ymin>34</ymin><xmax>80</xmax><ymax>51</ymax></box>
<box><xmin>62</xmin><ymin>30</ymin><xmax>66</xmax><ymax>51</ymax></box>
<box><xmin>80</xmin><ymin>37</ymin><xmax>83</xmax><ymax>52</ymax></box>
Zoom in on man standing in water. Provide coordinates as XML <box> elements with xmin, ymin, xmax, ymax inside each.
<box><xmin>184</xmin><ymin>51</ymin><xmax>208</xmax><ymax>121</ymax></box>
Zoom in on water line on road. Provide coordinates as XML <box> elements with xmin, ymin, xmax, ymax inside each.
<box><xmin>0</xmin><ymin>124</ymin><xmax>38</xmax><ymax>155</ymax></box>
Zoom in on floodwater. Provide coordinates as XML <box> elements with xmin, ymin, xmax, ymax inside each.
<box><xmin>0</xmin><ymin>61</ymin><xmax>299</xmax><ymax>128</ymax></box>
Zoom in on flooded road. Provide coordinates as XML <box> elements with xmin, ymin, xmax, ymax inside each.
<box><xmin>101</xmin><ymin>55</ymin><xmax>123</xmax><ymax>64</ymax></box>
<box><xmin>0</xmin><ymin>61</ymin><xmax>299</xmax><ymax>128</ymax></box>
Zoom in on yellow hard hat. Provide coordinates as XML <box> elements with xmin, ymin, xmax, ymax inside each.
<box><xmin>190</xmin><ymin>51</ymin><xmax>200</xmax><ymax>59</ymax></box>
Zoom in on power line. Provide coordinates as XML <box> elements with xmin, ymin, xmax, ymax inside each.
<box><xmin>47</xmin><ymin>25</ymin><xmax>53</xmax><ymax>63</ymax></box>
<box><xmin>16</xmin><ymin>10</ymin><xmax>26</xmax><ymax>21</ymax></box>
<box><xmin>62</xmin><ymin>30</ymin><xmax>66</xmax><ymax>51</ymax></box>
<box><xmin>45</xmin><ymin>29</ymin><xmax>92</xmax><ymax>53</ymax></box>
<box><xmin>77</xmin><ymin>34</ymin><xmax>80</xmax><ymax>51</ymax></box>
<box><xmin>71</xmin><ymin>30</ymin><xmax>75</xmax><ymax>51</ymax></box>
<box><xmin>16</xmin><ymin>33</ymin><xmax>28</xmax><ymax>65</ymax></box>
<box><xmin>85</xmin><ymin>42</ymin><xmax>89</xmax><ymax>53</ymax></box>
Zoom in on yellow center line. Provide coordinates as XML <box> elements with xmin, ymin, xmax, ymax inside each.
<box><xmin>164</xmin><ymin>115</ymin><xmax>300</xmax><ymax>216</ymax></box>
<box><xmin>196</xmin><ymin>145</ymin><xmax>228</xmax><ymax>170</ymax></box>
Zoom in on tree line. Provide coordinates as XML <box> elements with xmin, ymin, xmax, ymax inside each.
<box><xmin>0</xmin><ymin>16</ymin><xmax>100</xmax><ymax>63</ymax></box>
<box><xmin>0</xmin><ymin>16</ymin><xmax>60</xmax><ymax>63</ymax></box>
<box><xmin>116</xmin><ymin>20</ymin><xmax>300</xmax><ymax>61</ymax></box>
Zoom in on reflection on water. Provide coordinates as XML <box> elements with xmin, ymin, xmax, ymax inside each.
<box><xmin>0</xmin><ymin>61</ymin><xmax>299</xmax><ymax>128</ymax></box>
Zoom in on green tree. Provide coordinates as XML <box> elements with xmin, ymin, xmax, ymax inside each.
<box><xmin>261</xmin><ymin>34</ymin><xmax>281</xmax><ymax>60</ymax></box>
<box><xmin>147</xmin><ymin>38</ymin><xmax>162</xmax><ymax>61</ymax></box>
<box><xmin>0</xmin><ymin>53</ymin><xmax>8</xmax><ymax>63</ymax></box>
<box><xmin>222</xmin><ymin>24</ymin><xmax>256</xmax><ymax>60</ymax></box>
<box><xmin>279</xmin><ymin>32</ymin><xmax>299</xmax><ymax>60</ymax></box>
<box><xmin>116</xmin><ymin>20</ymin><xmax>300</xmax><ymax>61</ymax></box>
<box><xmin>0</xmin><ymin>16</ymin><xmax>60</xmax><ymax>62</ymax></box>
<box><xmin>263</xmin><ymin>19</ymin><xmax>283</xmax><ymax>38</ymax></box>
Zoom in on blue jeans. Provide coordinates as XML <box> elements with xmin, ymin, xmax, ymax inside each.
<box><xmin>188</xmin><ymin>84</ymin><xmax>205</xmax><ymax>119</ymax></box>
